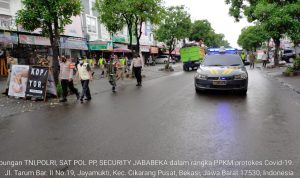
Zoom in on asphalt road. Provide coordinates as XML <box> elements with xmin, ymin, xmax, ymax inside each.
<box><xmin>0</xmin><ymin>68</ymin><xmax>300</xmax><ymax>178</ymax></box>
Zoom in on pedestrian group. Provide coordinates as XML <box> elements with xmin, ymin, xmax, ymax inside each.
<box><xmin>58</xmin><ymin>52</ymin><xmax>144</xmax><ymax>102</ymax></box>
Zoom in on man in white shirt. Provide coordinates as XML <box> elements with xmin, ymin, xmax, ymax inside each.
<box><xmin>130</xmin><ymin>53</ymin><xmax>144</xmax><ymax>86</ymax></box>
<box><xmin>76</xmin><ymin>58</ymin><xmax>93</xmax><ymax>103</ymax></box>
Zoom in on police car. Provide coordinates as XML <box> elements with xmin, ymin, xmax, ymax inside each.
<box><xmin>194</xmin><ymin>47</ymin><xmax>248</xmax><ymax>95</ymax></box>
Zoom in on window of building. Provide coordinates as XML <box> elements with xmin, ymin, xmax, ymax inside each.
<box><xmin>86</xmin><ymin>15</ymin><xmax>97</xmax><ymax>34</ymax></box>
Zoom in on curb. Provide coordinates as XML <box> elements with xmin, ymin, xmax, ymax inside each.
<box><xmin>259</xmin><ymin>67</ymin><xmax>300</xmax><ymax>95</ymax></box>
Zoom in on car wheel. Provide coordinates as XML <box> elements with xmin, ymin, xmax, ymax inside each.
<box><xmin>183</xmin><ymin>65</ymin><xmax>188</xmax><ymax>71</ymax></box>
<box><xmin>238</xmin><ymin>89</ymin><xmax>247</xmax><ymax>96</ymax></box>
<box><xmin>195</xmin><ymin>88</ymin><xmax>204</xmax><ymax>94</ymax></box>
<box><xmin>289</xmin><ymin>58</ymin><xmax>294</xmax><ymax>63</ymax></box>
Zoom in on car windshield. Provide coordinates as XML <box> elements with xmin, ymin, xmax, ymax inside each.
<box><xmin>202</xmin><ymin>54</ymin><xmax>244</xmax><ymax>66</ymax></box>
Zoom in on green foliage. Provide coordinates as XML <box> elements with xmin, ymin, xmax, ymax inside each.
<box><xmin>189</xmin><ymin>20</ymin><xmax>230</xmax><ymax>47</ymax></box>
<box><xmin>16</xmin><ymin>0</ymin><xmax>82</xmax><ymax>84</ymax></box>
<box><xmin>293</xmin><ymin>57</ymin><xmax>300</xmax><ymax>70</ymax></box>
<box><xmin>94</xmin><ymin>0</ymin><xmax>163</xmax><ymax>52</ymax></box>
<box><xmin>189</xmin><ymin>20</ymin><xmax>212</xmax><ymax>42</ymax></box>
<box><xmin>238</xmin><ymin>25</ymin><xmax>269</xmax><ymax>51</ymax></box>
<box><xmin>225</xmin><ymin>0</ymin><xmax>300</xmax><ymax>66</ymax></box>
<box><xmin>94</xmin><ymin>0</ymin><xmax>125</xmax><ymax>34</ymax></box>
<box><xmin>16</xmin><ymin>0</ymin><xmax>82</xmax><ymax>37</ymax></box>
<box><xmin>56</xmin><ymin>82</ymin><xmax>63</xmax><ymax>97</ymax></box>
<box><xmin>155</xmin><ymin>6</ymin><xmax>192</xmax><ymax>54</ymax></box>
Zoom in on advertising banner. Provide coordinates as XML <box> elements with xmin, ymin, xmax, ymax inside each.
<box><xmin>60</xmin><ymin>37</ymin><xmax>88</xmax><ymax>50</ymax></box>
<box><xmin>8</xmin><ymin>65</ymin><xmax>30</xmax><ymax>98</ymax></box>
<box><xmin>46</xmin><ymin>70</ymin><xmax>57</xmax><ymax>96</ymax></box>
<box><xmin>25</xmin><ymin>66</ymin><xmax>49</xmax><ymax>99</ymax></box>
<box><xmin>19</xmin><ymin>35</ymin><xmax>51</xmax><ymax>46</ymax></box>
<box><xmin>0</xmin><ymin>32</ymin><xmax>18</xmax><ymax>44</ymax></box>
<box><xmin>150</xmin><ymin>47</ymin><xmax>158</xmax><ymax>54</ymax></box>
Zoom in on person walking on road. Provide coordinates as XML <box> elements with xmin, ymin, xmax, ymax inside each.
<box><xmin>107</xmin><ymin>56</ymin><xmax>117</xmax><ymax>92</ymax></box>
<box><xmin>249</xmin><ymin>51</ymin><xmax>256</xmax><ymax>69</ymax></box>
<box><xmin>98</xmin><ymin>56</ymin><xmax>106</xmax><ymax>78</ymax></box>
<box><xmin>262</xmin><ymin>51</ymin><xmax>268</xmax><ymax>68</ymax></box>
<box><xmin>131</xmin><ymin>53</ymin><xmax>144</xmax><ymax>86</ymax></box>
<box><xmin>59</xmin><ymin>56</ymin><xmax>80</xmax><ymax>102</ymax></box>
<box><xmin>75</xmin><ymin>58</ymin><xmax>93</xmax><ymax>103</ymax></box>
<box><xmin>241</xmin><ymin>51</ymin><xmax>246</xmax><ymax>64</ymax></box>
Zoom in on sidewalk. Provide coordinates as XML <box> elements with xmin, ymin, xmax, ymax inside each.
<box><xmin>258</xmin><ymin>64</ymin><xmax>300</xmax><ymax>94</ymax></box>
<box><xmin>0</xmin><ymin>64</ymin><xmax>182</xmax><ymax>118</ymax></box>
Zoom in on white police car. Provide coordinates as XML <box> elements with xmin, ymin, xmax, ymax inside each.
<box><xmin>194</xmin><ymin>47</ymin><xmax>248</xmax><ymax>95</ymax></box>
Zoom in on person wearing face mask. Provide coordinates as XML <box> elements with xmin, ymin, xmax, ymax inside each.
<box><xmin>59</xmin><ymin>56</ymin><xmax>80</xmax><ymax>102</ymax></box>
<box><xmin>130</xmin><ymin>53</ymin><xmax>144</xmax><ymax>86</ymax></box>
<box><xmin>75</xmin><ymin>58</ymin><xmax>93</xmax><ymax>103</ymax></box>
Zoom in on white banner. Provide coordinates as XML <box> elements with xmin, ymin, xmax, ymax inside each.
<box><xmin>8</xmin><ymin>65</ymin><xmax>29</xmax><ymax>98</ymax></box>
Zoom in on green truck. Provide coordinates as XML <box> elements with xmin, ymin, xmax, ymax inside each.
<box><xmin>180</xmin><ymin>46</ymin><xmax>205</xmax><ymax>71</ymax></box>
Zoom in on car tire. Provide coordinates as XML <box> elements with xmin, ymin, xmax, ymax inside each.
<box><xmin>195</xmin><ymin>88</ymin><xmax>202</xmax><ymax>94</ymax></box>
<box><xmin>183</xmin><ymin>65</ymin><xmax>188</xmax><ymax>71</ymax></box>
<box><xmin>239</xmin><ymin>89</ymin><xmax>247</xmax><ymax>96</ymax></box>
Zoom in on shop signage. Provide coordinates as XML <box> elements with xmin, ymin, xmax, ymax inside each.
<box><xmin>0</xmin><ymin>31</ymin><xmax>18</xmax><ymax>44</ymax></box>
<box><xmin>141</xmin><ymin>45</ymin><xmax>150</xmax><ymax>52</ymax></box>
<box><xmin>150</xmin><ymin>47</ymin><xmax>158</xmax><ymax>54</ymax></box>
<box><xmin>19</xmin><ymin>35</ymin><xmax>51</xmax><ymax>46</ymax></box>
<box><xmin>114</xmin><ymin>43</ymin><xmax>128</xmax><ymax>49</ymax></box>
<box><xmin>112</xmin><ymin>36</ymin><xmax>126</xmax><ymax>43</ymax></box>
<box><xmin>60</xmin><ymin>37</ymin><xmax>88</xmax><ymax>50</ymax></box>
<box><xmin>8</xmin><ymin>65</ymin><xmax>57</xmax><ymax>99</ymax></box>
<box><xmin>89</xmin><ymin>41</ymin><xmax>112</xmax><ymax>50</ymax></box>
<box><xmin>25</xmin><ymin>66</ymin><xmax>49</xmax><ymax>99</ymax></box>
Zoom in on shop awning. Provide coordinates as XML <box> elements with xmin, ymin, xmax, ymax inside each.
<box><xmin>113</xmin><ymin>48</ymin><xmax>132</xmax><ymax>53</ymax></box>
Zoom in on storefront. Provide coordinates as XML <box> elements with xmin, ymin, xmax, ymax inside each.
<box><xmin>17</xmin><ymin>34</ymin><xmax>51</xmax><ymax>65</ymax></box>
<box><xmin>88</xmin><ymin>40</ymin><xmax>113</xmax><ymax>60</ymax></box>
<box><xmin>141</xmin><ymin>45</ymin><xmax>150</xmax><ymax>62</ymax></box>
<box><xmin>0</xmin><ymin>31</ymin><xmax>18</xmax><ymax>76</ymax></box>
<box><xmin>60</xmin><ymin>37</ymin><xmax>88</xmax><ymax>60</ymax></box>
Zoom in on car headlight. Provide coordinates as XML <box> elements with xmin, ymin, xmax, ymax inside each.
<box><xmin>234</xmin><ymin>73</ymin><xmax>248</xmax><ymax>80</ymax></box>
<box><xmin>195</xmin><ymin>73</ymin><xmax>208</xmax><ymax>80</ymax></box>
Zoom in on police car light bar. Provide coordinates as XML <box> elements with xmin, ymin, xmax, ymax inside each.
<box><xmin>207</xmin><ymin>48</ymin><xmax>237</xmax><ymax>55</ymax></box>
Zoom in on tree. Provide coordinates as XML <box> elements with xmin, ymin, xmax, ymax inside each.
<box><xmin>189</xmin><ymin>20</ymin><xmax>212</xmax><ymax>42</ymax></box>
<box><xmin>94</xmin><ymin>0</ymin><xmax>125</xmax><ymax>35</ymax></box>
<box><xmin>238</xmin><ymin>25</ymin><xmax>269</xmax><ymax>51</ymax></box>
<box><xmin>189</xmin><ymin>20</ymin><xmax>230</xmax><ymax>47</ymax></box>
<box><xmin>155</xmin><ymin>6</ymin><xmax>191</xmax><ymax>64</ymax></box>
<box><xmin>94</xmin><ymin>0</ymin><xmax>163</xmax><ymax>53</ymax></box>
<box><xmin>16</xmin><ymin>0</ymin><xmax>82</xmax><ymax>84</ymax></box>
<box><xmin>225</xmin><ymin>0</ymin><xmax>300</xmax><ymax>66</ymax></box>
